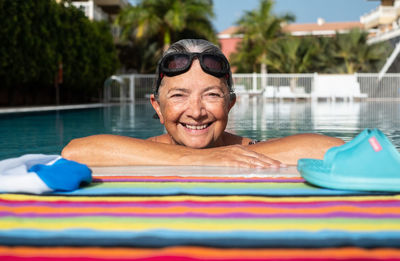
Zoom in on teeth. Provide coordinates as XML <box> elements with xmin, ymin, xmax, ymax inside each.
<box><xmin>184</xmin><ymin>124</ymin><xmax>208</xmax><ymax>130</ymax></box>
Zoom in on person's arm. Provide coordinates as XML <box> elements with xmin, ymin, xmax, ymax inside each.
<box><xmin>61</xmin><ymin>134</ymin><xmax>282</xmax><ymax>168</ymax></box>
<box><xmin>247</xmin><ymin>133</ymin><xmax>345</xmax><ymax>166</ymax></box>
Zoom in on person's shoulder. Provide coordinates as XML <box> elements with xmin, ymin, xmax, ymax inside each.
<box><xmin>147</xmin><ymin>134</ymin><xmax>173</xmax><ymax>144</ymax></box>
<box><xmin>222</xmin><ymin>132</ymin><xmax>253</xmax><ymax>146</ymax></box>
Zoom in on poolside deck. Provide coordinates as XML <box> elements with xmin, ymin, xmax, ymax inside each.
<box><xmin>0</xmin><ymin>103</ymin><xmax>106</xmax><ymax>114</ymax></box>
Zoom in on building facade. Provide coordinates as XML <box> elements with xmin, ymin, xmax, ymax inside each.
<box><xmin>56</xmin><ymin>0</ymin><xmax>130</xmax><ymax>40</ymax></box>
<box><xmin>361</xmin><ymin>0</ymin><xmax>400</xmax><ymax>44</ymax></box>
<box><xmin>56</xmin><ymin>0</ymin><xmax>129</xmax><ymax>22</ymax></box>
<box><xmin>360</xmin><ymin>0</ymin><xmax>400</xmax><ymax>73</ymax></box>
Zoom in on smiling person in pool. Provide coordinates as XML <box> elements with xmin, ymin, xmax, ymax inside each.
<box><xmin>62</xmin><ymin>39</ymin><xmax>344</xmax><ymax>168</ymax></box>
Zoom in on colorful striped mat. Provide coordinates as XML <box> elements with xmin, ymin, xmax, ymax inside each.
<box><xmin>2</xmin><ymin>246</ymin><xmax>400</xmax><ymax>261</ymax></box>
<box><xmin>1</xmin><ymin>175</ymin><xmax>400</xmax><ymax>260</ymax></box>
<box><xmin>55</xmin><ymin>176</ymin><xmax>385</xmax><ymax>196</ymax></box>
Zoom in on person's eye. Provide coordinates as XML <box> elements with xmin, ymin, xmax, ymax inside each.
<box><xmin>170</xmin><ymin>93</ymin><xmax>184</xmax><ymax>98</ymax></box>
<box><xmin>207</xmin><ymin>92</ymin><xmax>223</xmax><ymax>97</ymax></box>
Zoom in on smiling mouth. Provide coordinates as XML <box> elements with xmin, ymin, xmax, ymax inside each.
<box><xmin>182</xmin><ymin>123</ymin><xmax>212</xmax><ymax>130</ymax></box>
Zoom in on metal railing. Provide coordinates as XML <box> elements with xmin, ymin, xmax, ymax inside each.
<box><xmin>104</xmin><ymin>74</ymin><xmax>154</xmax><ymax>102</ymax></box>
<box><xmin>232</xmin><ymin>73</ymin><xmax>314</xmax><ymax>96</ymax></box>
<box><xmin>357</xmin><ymin>73</ymin><xmax>400</xmax><ymax>100</ymax></box>
<box><xmin>103</xmin><ymin>73</ymin><xmax>400</xmax><ymax>102</ymax></box>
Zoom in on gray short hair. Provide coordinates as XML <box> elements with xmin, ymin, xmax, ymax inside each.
<box><xmin>153</xmin><ymin>39</ymin><xmax>234</xmax><ymax>98</ymax></box>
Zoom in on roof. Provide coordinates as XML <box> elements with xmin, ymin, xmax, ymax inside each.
<box><xmin>282</xmin><ymin>21</ymin><xmax>364</xmax><ymax>33</ymax></box>
<box><xmin>219</xmin><ymin>26</ymin><xmax>240</xmax><ymax>35</ymax></box>
<box><xmin>218</xmin><ymin>26</ymin><xmax>242</xmax><ymax>39</ymax></box>
<box><xmin>218</xmin><ymin>21</ymin><xmax>364</xmax><ymax>38</ymax></box>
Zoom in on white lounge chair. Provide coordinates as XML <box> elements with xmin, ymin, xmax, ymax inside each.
<box><xmin>275</xmin><ymin>86</ymin><xmax>310</xmax><ymax>101</ymax></box>
<box><xmin>312</xmin><ymin>74</ymin><xmax>367</xmax><ymax>102</ymax></box>
<box><xmin>312</xmin><ymin>75</ymin><xmax>335</xmax><ymax>101</ymax></box>
<box><xmin>263</xmin><ymin>86</ymin><xmax>276</xmax><ymax>99</ymax></box>
<box><xmin>276</xmin><ymin>86</ymin><xmax>296</xmax><ymax>101</ymax></box>
<box><xmin>293</xmin><ymin>86</ymin><xmax>311</xmax><ymax>99</ymax></box>
<box><xmin>235</xmin><ymin>84</ymin><xmax>264</xmax><ymax>99</ymax></box>
<box><xmin>352</xmin><ymin>82</ymin><xmax>368</xmax><ymax>100</ymax></box>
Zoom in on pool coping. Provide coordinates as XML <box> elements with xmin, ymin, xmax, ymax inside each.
<box><xmin>0</xmin><ymin>103</ymin><xmax>108</xmax><ymax>114</ymax></box>
<box><xmin>91</xmin><ymin>165</ymin><xmax>301</xmax><ymax>178</ymax></box>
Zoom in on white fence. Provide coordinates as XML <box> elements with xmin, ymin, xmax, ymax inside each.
<box><xmin>103</xmin><ymin>73</ymin><xmax>400</xmax><ymax>102</ymax></box>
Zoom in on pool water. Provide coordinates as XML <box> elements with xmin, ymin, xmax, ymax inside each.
<box><xmin>1</xmin><ymin>100</ymin><xmax>399</xmax><ymax>160</ymax></box>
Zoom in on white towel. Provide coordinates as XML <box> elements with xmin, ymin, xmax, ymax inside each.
<box><xmin>0</xmin><ymin>154</ymin><xmax>92</xmax><ymax>194</ymax></box>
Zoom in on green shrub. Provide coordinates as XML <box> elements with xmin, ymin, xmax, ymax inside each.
<box><xmin>0</xmin><ymin>0</ymin><xmax>118</xmax><ymax>105</ymax></box>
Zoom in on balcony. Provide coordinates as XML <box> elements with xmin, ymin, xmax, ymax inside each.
<box><xmin>361</xmin><ymin>5</ymin><xmax>397</xmax><ymax>29</ymax></box>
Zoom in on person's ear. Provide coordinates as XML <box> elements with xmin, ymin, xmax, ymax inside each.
<box><xmin>150</xmin><ymin>94</ymin><xmax>165</xmax><ymax>124</ymax></box>
<box><xmin>228</xmin><ymin>93</ymin><xmax>236</xmax><ymax>111</ymax></box>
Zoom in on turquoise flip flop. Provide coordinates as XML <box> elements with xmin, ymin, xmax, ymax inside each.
<box><xmin>297</xmin><ymin>129</ymin><xmax>400</xmax><ymax>192</ymax></box>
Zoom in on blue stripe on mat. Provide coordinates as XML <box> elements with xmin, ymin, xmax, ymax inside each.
<box><xmin>1</xmin><ymin>229</ymin><xmax>400</xmax><ymax>248</ymax></box>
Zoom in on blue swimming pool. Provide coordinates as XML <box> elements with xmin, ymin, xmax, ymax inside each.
<box><xmin>1</xmin><ymin>100</ymin><xmax>399</xmax><ymax>160</ymax></box>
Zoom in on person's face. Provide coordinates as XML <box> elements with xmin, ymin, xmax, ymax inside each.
<box><xmin>151</xmin><ymin>59</ymin><xmax>235</xmax><ymax>148</ymax></box>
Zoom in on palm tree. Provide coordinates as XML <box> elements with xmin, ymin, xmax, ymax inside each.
<box><xmin>235</xmin><ymin>0</ymin><xmax>294</xmax><ymax>74</ymax></box>
<box><xmin>265</xmin><ymin>37</ymin><xmax>305</xmax><ymax>73</ymax></box>
<box><xmin>263</xmin><ymin>30</ymin><xmax>390</xmax><ymax>74</ymax></box>
<box><xmin>265</xmin><ymin>36</ymin><xmax>333</xmax><ymax>73</ymax></box>
<box><xmin>263</xmin><ymin>36</ymin><xmax>321</xmax><ymax>92</ymax></box>
<box><xmin>230</xmin><ymin>40</ymin><xmax>261</xmax><ymax>72</ymax></box>
<box><xmin>116</xmin><ymin>0</ymin><xmax>216</xmax><ymax>52</ymax></box>
<box><xmin>333</xmin><ymin>29</ymin><xmax>391</xmax><ymax>73</ymax></box>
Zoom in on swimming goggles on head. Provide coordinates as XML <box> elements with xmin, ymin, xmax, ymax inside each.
<box><xmin>155</xmin><ymin>52</ymin><xmax>231</xmax><ymax>93</ymax></box>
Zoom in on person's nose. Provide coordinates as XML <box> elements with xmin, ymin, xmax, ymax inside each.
<box><xmin>187</xmin><ymin>94</ymin><xmax>206</xmax><ymax>119</ymax></box>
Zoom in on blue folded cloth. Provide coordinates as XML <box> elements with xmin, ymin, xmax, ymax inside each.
<box><xmin>0</xmin><ymin>154</ymin><xmax>92</xmax><ymax>194</ymax></box>
<box><xmin>298</xmin><ymin>129</ymin><xmax>400</xmax><ymax>192</ymax></box>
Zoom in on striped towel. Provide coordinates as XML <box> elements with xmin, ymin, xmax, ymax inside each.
<box><xmin>1</xmin><ymin>175</ymin><xmax>400</xmax><ymax>260</ymax></box>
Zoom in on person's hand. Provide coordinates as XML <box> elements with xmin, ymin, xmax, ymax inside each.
<box><xmin>183</xmin><ymin>145</ymin><xmax>285</xmax><ymax>168</ymax></box>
